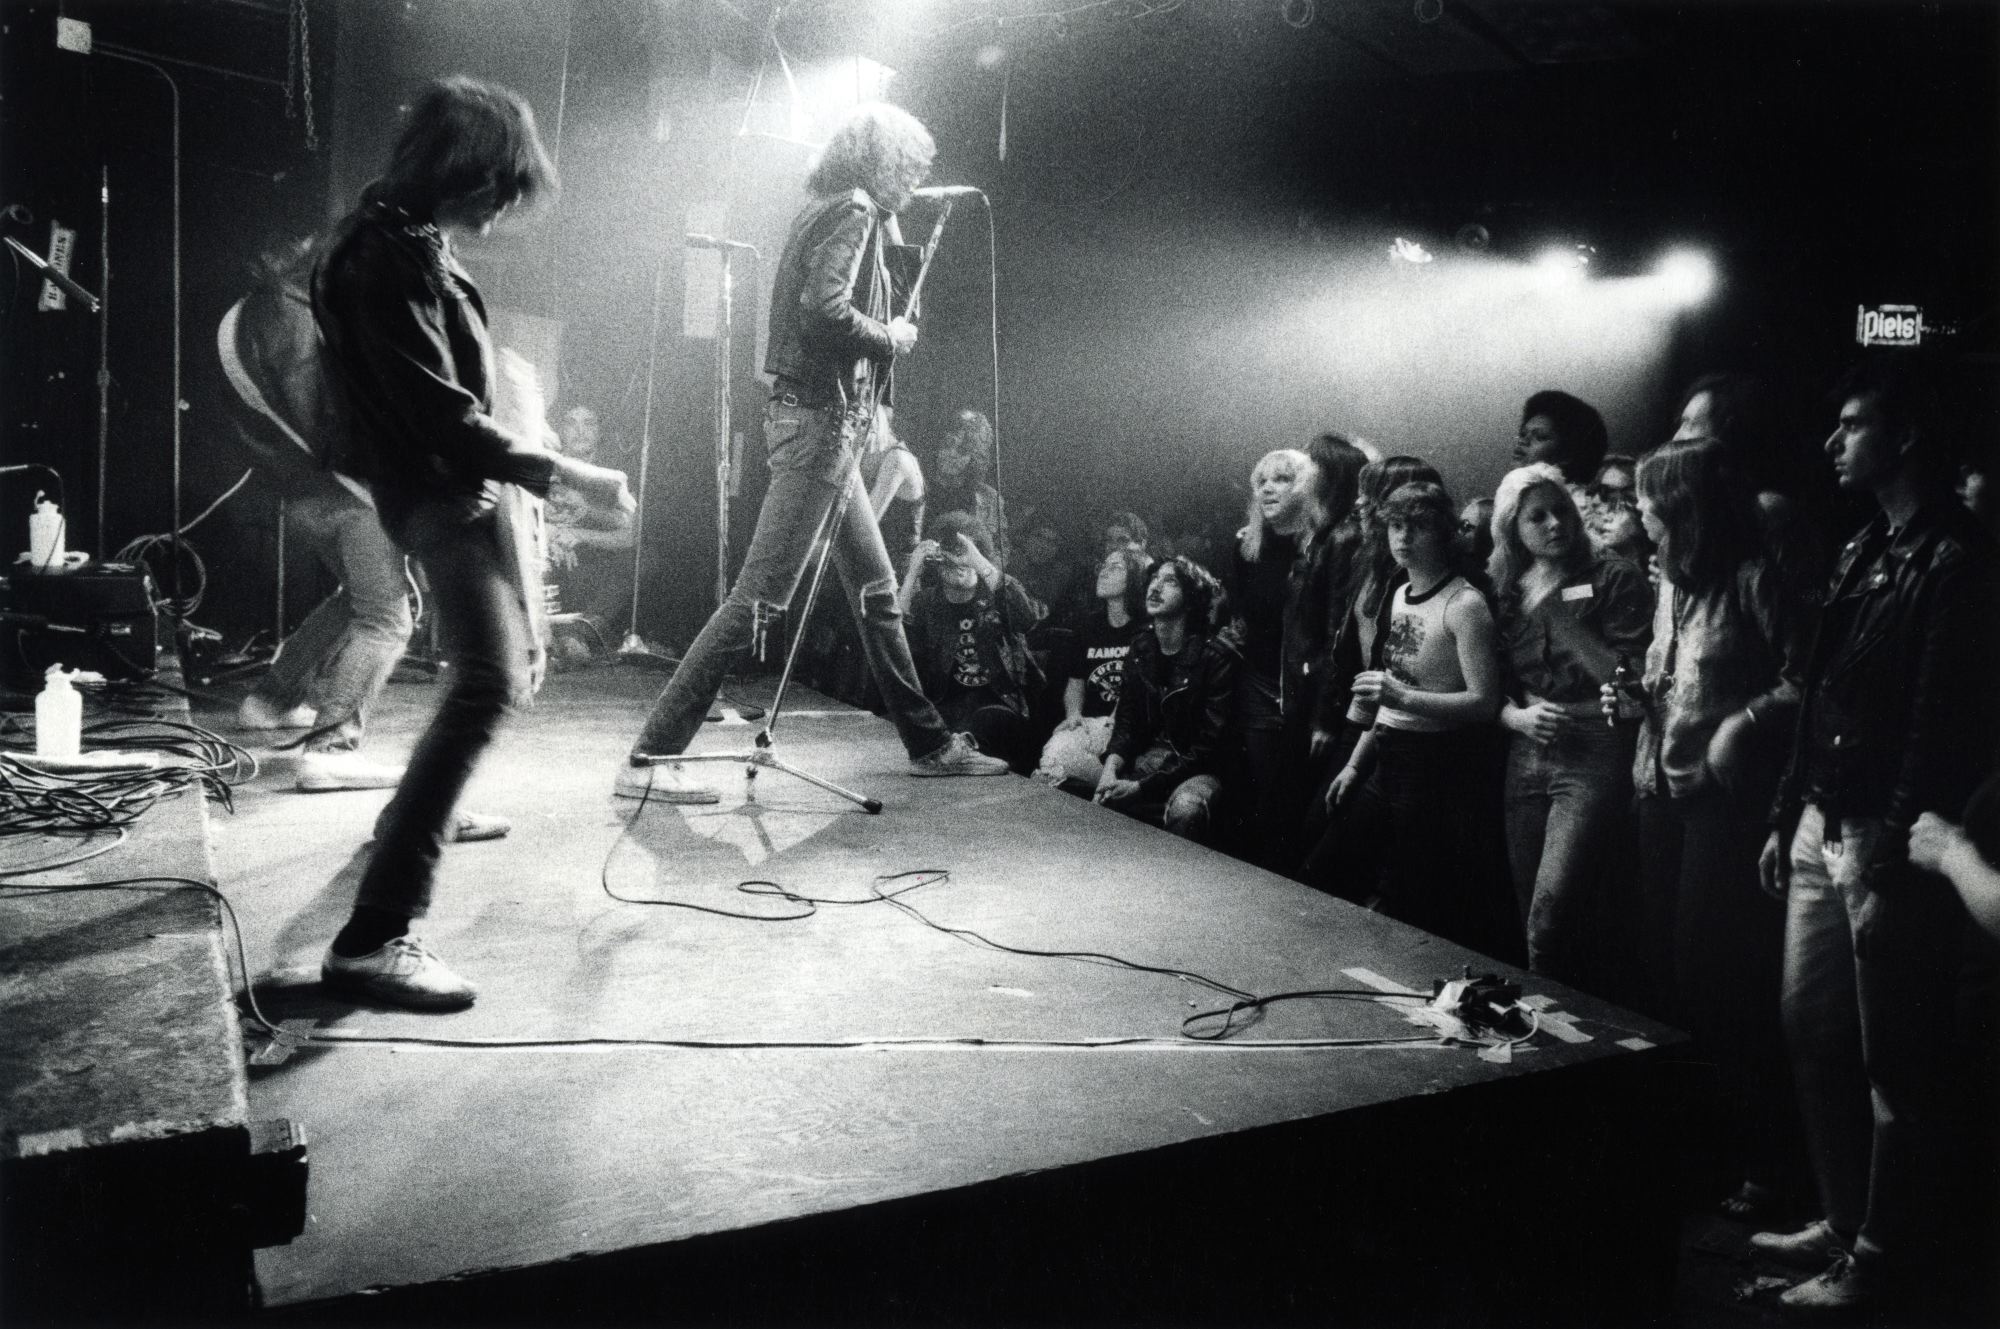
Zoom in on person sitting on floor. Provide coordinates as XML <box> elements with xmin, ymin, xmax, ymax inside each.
<box><xmin>899</xmin><ymin>511</ymin><xmax>1042</xmax><ymax>773</ymax></box>
<box><xmin>1094</xmin><ymin>555</ymin><xmax>1239</xmax><ymax>843</ymax></box>
<box><xmin>1035</xmin><ymin>543</ymin><xmax>1150</xmax><ymax>789</ymax></box>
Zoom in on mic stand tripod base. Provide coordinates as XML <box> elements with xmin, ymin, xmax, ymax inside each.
<box><xmin>636</xmin><ymin>737</ymin><xmax>882</xmax><ymax>815</ymax></box>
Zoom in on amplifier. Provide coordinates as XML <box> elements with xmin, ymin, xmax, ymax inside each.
<box><xmin>1</xmin><ymin>564</ymin><xmax>159</xmax><ymax>687</ymax></box>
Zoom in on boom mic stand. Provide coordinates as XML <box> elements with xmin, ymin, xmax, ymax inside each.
<box><xmin>637</xmin><ymin>200</ymin><xmax>958</xmax><ymax>815</ymax></box>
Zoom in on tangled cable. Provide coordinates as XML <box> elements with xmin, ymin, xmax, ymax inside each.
<box><xmin>114</xmin><ymin>532</ymin><xmax>209</xmax><ymax>619</ymax></box>
<box><xmin>0</xmin><ymin>716</ymin><xmax>257</xmax><ymax>834</ymax></box>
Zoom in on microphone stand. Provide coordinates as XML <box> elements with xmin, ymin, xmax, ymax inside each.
<box><xmin>618</xmin><ymin>232</ymin><xmax>767</xmax><ymax>720</ymax></box>
<box><xmin>637</xmin><ymin>200</ymin><xmax>956</xmax><ymax>814</ymax></box>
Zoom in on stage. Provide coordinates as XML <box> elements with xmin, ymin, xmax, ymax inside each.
<box><xmin>6</xmin><ymin>664</ymin><xmax>1685</xmax><ymax>1324</ymax></box>
<box><xmin>184</xmin><ymin>665</ymin><xmax>1677</xmax><ymax>1323</ymax></box>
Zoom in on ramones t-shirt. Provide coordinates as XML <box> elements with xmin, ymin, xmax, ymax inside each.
<box><xmin>1065</xmin><ymin>614</ymin><xmax>1138</xmax><ymax>718</ymax></box>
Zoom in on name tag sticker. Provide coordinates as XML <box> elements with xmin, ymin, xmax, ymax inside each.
<box><xmin>1561</xmin><ymin>584</ymin><xmax>1595</xmax><ymax>602</ymax></box>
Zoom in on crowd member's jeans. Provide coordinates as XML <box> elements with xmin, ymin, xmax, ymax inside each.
<box><xmin>250</xmin><ymin>487</ymin><xmax>411</xmax><ymax>753</ymax></box>
<box><xmin>1085</xmin><ymin>745</ymin><xmax>1222</xmax><ymax>842</ymax></box>
<box><xmin>1502</xmin><ymin>716</ymin><xmax>1636</xmax><ymax>982</ymax></box>
<box><xmin>356</xmin><ymin>509</ymin><xmax>532</xmax><ymax>919</ymax></box>
<box><xmin>632</xmin><ymin>400</ymin><xmax>949</xmax><ymax>763</ymax></box>
<box><xmin>1637</xmin><ymin>787</ymin><xmax>1797</xmax><ymax>1199</ymax></box>
<box><xmin>1374</xmin><ymin>725</ymin><xmax>1518</xmax><ymax>962</ymax></box>
<box><xmin>1300</xmin><ymin>719</ymin><xmax>1390</xmax><ymax>902</ymax></box>
<box><xmin>1233</xmin><ymin>666</ymin><xmax>1294</xmax><ymax>866</ymax></box>
<box><xmin>1783</xmin><ymin>803</ymin><xmax>1971</xmax><ymax>1277</ymax></box>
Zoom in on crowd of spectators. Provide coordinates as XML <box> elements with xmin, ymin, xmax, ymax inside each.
<box><xmin>816</xmin><ymin>365</ymin><xmax>1997</xmax><ymax>1324</ymax></box>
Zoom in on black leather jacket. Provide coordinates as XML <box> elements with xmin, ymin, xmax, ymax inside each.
<box><xmin>218</xmin><ymin>239</ymin><xmax>347</xmax><ymax>502</ymax></box>
<box><xmin>1107</xmin><ymin>627</ymin><xmax>1244</xmax><ymax>798</ymax></box>
<box><xmin>763</xmin><ymin>189</ymin><xmax>910</xmax><ymax>408</ymax></box>
<box><xmin>312</xmin><ymin>196</ymin><xmax>555</xmax><ymax>539</ymax></box>
<box><xmin>1773</xmin><ymin>500</ymin><xmax>1997</xmax><ymax>868</ymax></box>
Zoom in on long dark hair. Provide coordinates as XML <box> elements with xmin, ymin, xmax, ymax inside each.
<box><xmin>1097</xmin><ymin>545</ymin><xmax>1151</xmax><ymax>621</ymax></box>
<box><xmin>376</xmin><ymin>77</ymin><xmax>557</xmax><ymax>220</ymax></box>
<box><xmin>1153</xmin><ymin>555</ymin><xmax>1226</xmax><ymax>638</ymax></box>
<box><xmin>1638</xmin><ymin>437</ymin><xmax>1763</xmax><ymax>597</ymax></box>
<box><xmin>1306</xmin><ymin>432</ymin><xmax>1367</xmax><ymax>538</ymax></box>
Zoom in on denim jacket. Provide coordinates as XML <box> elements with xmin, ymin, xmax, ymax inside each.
<box><xmin>1771</xmin><ymin>502</ymin><xmax>1997</xmax><ymax>864</ymax></box>
<box><xmin>1634</xmin><ymin>559</ymin><xmax>1802</xmax><ymax>801</ymax></box>
<box><xmin>1498</xmin><ymin>554</ymin><xmax>1653</xmax><ymax>707</ymax></box>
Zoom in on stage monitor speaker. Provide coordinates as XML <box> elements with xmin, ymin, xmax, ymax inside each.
<box><xmin>1</xmin><ymin>565</ymin><xmax>159</xmax><ymax>688</ymax></box>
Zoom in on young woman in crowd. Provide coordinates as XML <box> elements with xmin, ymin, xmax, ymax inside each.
<box><xmin>1457</xmin><ymin>496</ymin><xmax>1496</xmax><ymax>571</ymax></box>
<box><xmin>1513</xmin><ymin>389</ymin><xmax>1610</xmax><ymax>486</ymax></box>
<box><xmin>1229</xmin><ymin>448</ymin><xmax>1320</xmax><ymax>864</ymax></box>
<box><xmin>1298</xmin><ymin>456</ymin><xmax>1441</xmax><ymax>895</ymax></box>
<box><xmin>1284</xmin><ymin>434</ymin><xmax>1369</xmax><ymax>767</ymax></box>
<box><xmin>1036</xmin><ymin>543</ymin><xmax>1151</xmax><ymax>788</ymax></box>
<box><xmin>1587</xmin><ymin>483</ymin><xmax>1653</xmax><ymax>567</ymax></box>
<box><xmin>1334</xmin><ymin>480</ymin><xmax>1511</xmax><ymax>956</ymax></box>
<box><xmin>1489</xmin><ymin>464</ymin><xmax>1653</xmax><ymax>984</ymax></box>
<box><xmin>924</xmin><ymin>408</ymin><xmax>1008</xmax><ymax>566</ymax></box>
<box><xmin>1609</xmin><ymin>435</ymin><xmax>1806</xmax><ymax>1222</ymax></box>
<box><xmin>1672</xmin><ymin>372</ymin><xmax>1833</xmax><ymax>602</ymax></box>
<box><xmin>900</xmin><ymin>511</ymin><xmax>1041</xmax><ymax>773</ymax></box>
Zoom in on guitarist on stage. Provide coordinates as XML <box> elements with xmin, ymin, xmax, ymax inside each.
<box><xmin>311</xmin><ymin>77</ymin><xmax>636</xmax><ymax>1010</ymax></box>
<box><xmin>622</xmin><ymin>102</ymin><xmax>1008</xmax><ymax>799</ymax></box>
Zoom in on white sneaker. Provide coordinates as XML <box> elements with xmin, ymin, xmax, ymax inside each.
<box><xmin>909</xmin><ymin>732</ymin><xmax>1010</xmax><ymax>777</ymax></box>
<box><xmin>614</xmin><ymin>761</ymin><xmax>721</xmax><ymax>804</ymax></box>
<box><xmin>239</xmin><ymin>695</ymin><xmax>317</xmax><ymax>730</ymax></box>
<box><xmin>297</xmin><ymin>750</ymin><xmax>406</xmax><ymax>792</ymax></box>
<box><xmin>321</xmin><ymin>936</ymin><xmax>476</xmax><ymax>1011</ymax></box>
<box><xmin>1751</xmin><ymin>1220</ymin><xmax>1852</xmax><ymax>1271</ymax></box>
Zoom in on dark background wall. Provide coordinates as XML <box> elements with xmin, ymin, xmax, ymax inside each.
<box><xmin>5</xmin><ymin>0</ymin><xmax>1995</xmax><ymax>651</ymax></box>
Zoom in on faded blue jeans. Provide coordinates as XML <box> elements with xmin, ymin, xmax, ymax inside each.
<box><xmin>1502</xmin><ymin>714</ymin><xmax>1636</xmax><ymax>981</ymax></box>
<box><xmin>1782</xmin><ymin>804</ymin><xmax>1971</xmax><ymax>1273</ymax></box>
<box><xmin>632</xmin><ymin>399</ymin><xmax>950</xmax><ymax>762</ymax></box>
<box><xmin>250</xmin><ymin>487</ymin><xmax>412</xmax><ymax>752</ymax></box>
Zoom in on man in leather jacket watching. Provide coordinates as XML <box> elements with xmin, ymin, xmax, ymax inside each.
<box><xmin>623</xmin><ymin>102</ymin><xmax>1007</xmax><ymax>796</ymax></box>
<box><xmin>1753</xmin><ymin>357</ymin><xmax>1997</xmax><ymax>1317</ymax></box>
<box><xmin>1095</xmin><ymin>556</ymin><xmax>1241</xmax><ymax>842</ymax></box>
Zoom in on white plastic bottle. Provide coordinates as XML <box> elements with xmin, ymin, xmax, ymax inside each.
<box><xmin>36</xmin><ymin>665</ymin><xmax>82</xmax><ymax>759</ymax></box>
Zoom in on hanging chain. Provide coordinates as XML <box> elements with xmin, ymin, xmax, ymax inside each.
<box><xmin>297</xmin><ymin>0</ymin><xmax>317</xmax><ymax>151</ymax></box>
<box><xmin>283</xmin><ymin>0</ymin><xmax>298</xmax><ymax>120</ymax></box>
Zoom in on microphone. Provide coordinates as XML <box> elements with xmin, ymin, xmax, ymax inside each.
<box><xmin>685</xmin><ymin>233</ymin><xmax>759</xmax><ymax>254</ymax></box>
<box><xmin>910</xmin><ymin>185</ymin><xmax>983</xmax><ymax>200</ymax></box>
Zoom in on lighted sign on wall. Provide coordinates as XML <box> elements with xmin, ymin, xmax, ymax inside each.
<box><xmin>1855</xmin><ymin>304</ymin><xmax>1924</xmax><ymax>347</ymax></box>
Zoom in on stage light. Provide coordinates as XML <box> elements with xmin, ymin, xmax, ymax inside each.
<box><xmin>1532</xmin><ymin>244</ymin><xmax>1591</xmax><ymax>286</ymax></box>
<box><xmin>1654</xmin><ymin>249</ymin><xmax>1716</xmax><ymax>306</ymax></box>
<box><xmin>1389</xmin><ymin>236</ymin><xmax>1434</xmax><ymax>265</ymax></box>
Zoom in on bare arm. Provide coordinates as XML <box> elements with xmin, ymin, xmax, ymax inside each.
<box><xmin>1354</xmin><ymin>589</ymin><xmax>1501</xmax><ymax>726</ymax></box>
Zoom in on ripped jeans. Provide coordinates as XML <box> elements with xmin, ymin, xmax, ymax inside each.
<box><xmin>631</xmin><ymin>399</ymin><xmax>950</xmax><ymax>762</ymax></box>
